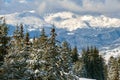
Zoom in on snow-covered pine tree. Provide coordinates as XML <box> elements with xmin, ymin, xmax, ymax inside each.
<box><xmin>107</xmin><ymin>56</ymin><xmax>119</xmax><ymax>80</ymax></box>
<box><xmin>60</xmin><ymin>41</ymin><xmax>76</xmax><ymax>79</ymax></box>
<box><xmin>1</xmin><ymin>38</ymin><xmax>32</xmax><ymax>80</ymax></box>
<box><xmin>2</xmin><ymin>48</ymin><xmax>30</xmax><ymax>80</ymax></box>
<box><xmin>0</xmin><ymin>17</ymin><xmax>10</xmax><ymax>66</ymax></box>
<box><xmin>61</xmin><ymin>41</ymin><xmax>72</xmax><ymax>73</ymax></box>
<box><xmin>117</xmin><ymin>57</ymin><xmax>120</xmax><ymax>80</ymax></box>
<box><xmin>41</xmin><ymin>27</ymin><xmax>63</xmax><ymax>80</ymax></box>
<box><xmin>12</xmin><ymin>24</ymin><xmax>25</xmax><ymax>50</ymax></box>
<box><xmin>38</xmin><ymin>26</ymin><xmax>76</xmax><ymax>80</ymax></box>
<box><xmin>73</xmin><ymin>57</ymin><xmax>87</xmax><ymax>78</ymax></box>
<box><xmin>36</xmin><ymin>28</ymin><xmax>48</xmax><ymax>48</ymax></box>
<box><xmin>25</xmin><ymin>32</ymin><xmax>29</xmax><ymax>45</ymax></box>
<box><xmin>1</xmin><ymin>25</ymin><xmax>34</xmax><ymax>80</ymax></box>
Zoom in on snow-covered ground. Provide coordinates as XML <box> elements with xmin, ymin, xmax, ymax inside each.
<box><xmin>101</xmin><ymin>43</ymin><xmax>120</xmax><ymax>63</ymax></box>
<box><xmin>79</xmin><ymin>78</ymin><xmax>95</xmax><ymax>80</ymax></box>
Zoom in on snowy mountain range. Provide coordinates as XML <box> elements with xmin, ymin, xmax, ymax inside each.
<box><xmin>2</xmin><ymin>11</ymin><xmax>120</xmax><ymax>30</ymax></box>
<box><xmin>1</xmin><ymin>1</ymin><xmax>120</xmax><ymax>80</ymax></box>
<box><xmin>1</xmin><ymin>11</ymin><xmax>120</xmax><ymax>61</ymax></box>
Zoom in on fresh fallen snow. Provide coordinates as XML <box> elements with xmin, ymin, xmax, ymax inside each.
<box><xmin>79</xmin><ymin>78</ymin><xmax>95</xmax><ymax>80</ymax></box>
<box><xmin>101</xmin><ymin>45</ymin><xmax>120</xmax><ymax>64</ymax></box>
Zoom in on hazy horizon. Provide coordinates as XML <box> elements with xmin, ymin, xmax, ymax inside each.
<box><xmin>0</xmin><ymin>0</ymin><xmax>120</xmax><ymax>18</ymax></box>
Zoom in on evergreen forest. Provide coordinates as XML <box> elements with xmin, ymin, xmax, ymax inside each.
<box><xmin>0</xmin><ymin>17</ymin><xmax>119</xmax><ymax>80</ymax></box>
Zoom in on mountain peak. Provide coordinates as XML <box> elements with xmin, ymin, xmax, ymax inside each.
<box><xmin>44</xmin><ymin>12</ymin><xmax>120</xmax><ymax>31</ymax></box>
<box><xmin>1</xmin><ymin>11</ymin><xmax>120</xmax><ymax>31</ymax></box>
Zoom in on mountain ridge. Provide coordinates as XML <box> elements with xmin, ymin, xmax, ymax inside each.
<box><xmin>1</xmin><ymin>11</ymin><xmax>120</xmax><ymax>61</ymax></box>
<box><xmin>1</xmin><ymin>11</ymin><xmax>120</xmax><ymax>31</ymax></box>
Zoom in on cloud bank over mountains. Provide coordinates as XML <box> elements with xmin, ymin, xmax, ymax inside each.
<box><xmin>0</xmin><ymin>0</ymin><xmax>120</xmax><ymax>18</ymax></box>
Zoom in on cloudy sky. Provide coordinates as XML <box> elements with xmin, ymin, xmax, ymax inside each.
<box><xmin>0</xmin><ymin>0</ymin><xmax>120</xmax><ymax>18</ymax></box>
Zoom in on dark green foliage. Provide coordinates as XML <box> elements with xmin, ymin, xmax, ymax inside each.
<box><xmin>13</xmin><ymin>24</ymin><xmax>24</xmax><ymax>39</ymax></box>
<box><xmin>13</xmin><ymin>25</ymin><xmax>20</xmax><ymax>39</ymax></box>
<box><xmin>35</xmin><ymin>28</ymin><xmax>48</xmax><ymax>48</ymax></box>
<box><xmin>72</xmin><ymin>46</ymin><xmax>79</xmax><ymax>62</ymax></box>
<box><xmin>40</xmin><ymin>27</ymin><xmax>69</xmax><ymax>80</ymax></box>
<box><xmin>1</xmin><ymin>46</ymin><xmax>31</xmax><ymax>80</ymax></box>
<box><xmin>20</xmin><ymin>24</ymin><xmax>24</xmax><ymax>38</ymax></box>
<box><xmin>40</xmin><ymin>28</ymin><xmax>47</xmax><ymax>42</ymax></box>
<box><xmin>40</xmin><ymin>28</ymin><xmax>46</xmax><ymax>37</ymax></box>
<box><xmin>82</xmin><ymin>46</ymin><xmax>105</xmax><ymax>80</ymax></box>
<box><xmin>49</xmin><ymin>26</ymin><xmax>57</xmax><ymax>46</ymax></box>
<box><xmin>61</xmin><ymin>41</ymin><xmax>72</xmax><ymax>73</ymax></box>
<box><xmin>25</xmin><ymin>32</ymin><xmax>29</xmax><ymax>45</ymax></box>
<box><xmin>0</xmin><ymin>17</ymin><xmax>10</xmax><ymax>66</ymax></box>
<box><xmin>73</xmin><ymin>58</ymin><xmax>87</xmax><ymax>78</ymax></box>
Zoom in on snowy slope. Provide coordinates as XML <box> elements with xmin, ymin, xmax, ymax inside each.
<box><xmin>0</xmin><ymin>11</ymin><xmax>47</xmax><ymax>31</ymax></box>
<box><xmin>101</xmin><ymin>41</ymin><xmax>120</xmax><ymax>63</ymax></box>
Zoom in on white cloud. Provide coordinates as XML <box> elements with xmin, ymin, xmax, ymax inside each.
<box><xmin>35</xmin><ymin>0</ymin><xmax>82</xmax><ymax>15</ymax></box>
<box><xmin>59</xmin><ymin>0</ymin><xmax>81</xmax><ymax>11</ymax></box>
<box><xmin>34</xmin><ymin>0</ymin><xmax>120</xmax><ymax>18</ymax></box>
<box><xmin>0</xmin><ymin>0</ymin><xmax>120</xmax><ymax>18</ymax></box>
<box><xmin>19</xmin><ymin>0</ymin><xmax>27</xmax><ymax>3</ymax></box>
<box><xmin>37</xmin><ymin>2</ymin><xmax>46</xmax><ymax>14</ymax></box>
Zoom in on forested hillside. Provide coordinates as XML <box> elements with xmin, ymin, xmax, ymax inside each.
<box><xmin>0</xmin><ymin>17</ymin><xmax>120</xmax><ymax>80</ymax></box>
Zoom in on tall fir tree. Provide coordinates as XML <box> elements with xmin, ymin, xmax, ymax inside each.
<box><xmin>107</xmin><ymin>56</ymin><xmax>119</xmax><ymax>80</ymax></box>
<box><xmin>72</xmin><ymin>46</ymin><xmax>79</xmax><ymax>62</ymax></box>
<box><xmin>0</xmin><ymin>17</ymin><xmax>10</xmax><ymax>66</ymax></box>
<box><xmin>43</xmin><ymin>27</ymin><xmax>62</xmax><ymax>79</ymax></box>
<box><xmin>61</xmin><ymin>41</ymin><xmax>73</xmax><ymax>73</ymax></box>
<box><xmin>20</xmin><ymin>24</ymin><xmax>24</xmax><ymax>39</ymax></box>
<box><xmin>117</xmin><ymin>57</ymin><xmax>120</xmax><ymax>80</ymax></box>
<box><xmin>13</xmin><ymin>24</ymin><xmax>24</xmax><ymax>50</ymax></box>
<box><xmin>37</xmin><ymin>28</ymin><xmax>48</xmax><ymax>48</ymax></box>
<box><xmin>25</xmin><ymin>32</ymin><xmax>29</xmax><ymax>45</ymax></box>
<box><xmin>82</xmin><ymin>46</ymin><xmax>105</xmax><ymax>80</ymax></box>
<box><xmin>73</xmin><ymin>58</ymin><xmax>87</xmax><ymax>78</ymax></box>
<box><xmin>2</xmin><ymin>43</ymin><xmax>31</xmax><ymax>80</ymax></box>
<box><xmin>49</xmin><ymin>26</ymin><xmax>57</xmax><ymax>47</ymax></box>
